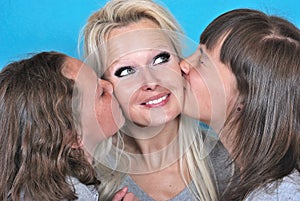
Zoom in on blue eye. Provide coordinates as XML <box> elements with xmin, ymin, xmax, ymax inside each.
<box><xmin>152</xmin><ymin>52</ymin><xmax>170</xmax><ymax>66</ymax></box>
<box><xmin>114</xmin><ymin>66</ymin><xmax>136</xmax><ymax>77</ymax></box>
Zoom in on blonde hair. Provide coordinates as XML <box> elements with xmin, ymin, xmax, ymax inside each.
<box><xmin>80</xmin><ymin>0</ymin><xmax>218</xmax><ymax>200</ymax></box>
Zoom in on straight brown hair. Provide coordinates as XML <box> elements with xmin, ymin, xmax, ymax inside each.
<box><xmin>201</xmin><ymin>9</ymin><xmax>300</xmax><ymax>200</ymax></box>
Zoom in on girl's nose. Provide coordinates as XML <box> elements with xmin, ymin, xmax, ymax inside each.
<box><xmin>180</xmin><ymin>58</ymin><xmax>191</xmax><ymax>75</ymax></box>
<box><xmin>99</xmin><ymin>79</ymin><xmax>113</xmax><ymax>94</ymax></box>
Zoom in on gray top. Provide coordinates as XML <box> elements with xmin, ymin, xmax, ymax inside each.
<box><xmin>18</xmin><ymin>177</ymin><xmax>99</xmax><ymax>201</ymax></box>
<box><xmin>120</xmin><ymin>135</ymin><xmax>233</xmax><ymax>200</ymax></box>
<box><xmin>68</xmin><ymin>177</ymin><xmax>99</xmax><ymax>201</ymax></box>
<box><xmin>245</xmin><ymin>170</ymin><xmax>300</xmax><ymax>201</ymax></box>
<box><xmin>122</xmin><ymin>176</ymin><xmax>196</xmax><ymax>201</ymax></box>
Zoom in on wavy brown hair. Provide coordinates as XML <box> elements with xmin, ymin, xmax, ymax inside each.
<box><xmin>200</xmin><ymin>9</ymin><xmax>300</xmax><ymax>200</ymax></box>
<box><xmin>0</xmin><ymin>52</ymin><xmax>99</xmax><ymax>201</ymax></box>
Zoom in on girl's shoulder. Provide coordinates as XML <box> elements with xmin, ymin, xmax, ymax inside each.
<box><xmin>67</xmin><ymin>177</ymin><xmax>99</xmax><ymax>201</ymax></box>
<box><xmin>199</xmin><ymin>121</ymin><xmax>235</xmax><ymax>196</ymax></box>
<box><xmin>245</xmin><ymin>170</ymin><xmax>300</xmax><ymax>201</ymax></box>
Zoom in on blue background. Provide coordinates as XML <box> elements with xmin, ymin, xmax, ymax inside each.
<box><xmin>1</xmin><ymin>0</ymin><xmax>299</xmax><ymax>69</ymax></box>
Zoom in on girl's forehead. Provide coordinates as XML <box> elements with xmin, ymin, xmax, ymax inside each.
<box><xmin>62</xmin><ymin>57</ymin><xmax>83</xmax><ymax>80</ymax></box>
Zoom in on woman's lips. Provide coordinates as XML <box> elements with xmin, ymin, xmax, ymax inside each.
<box><xmin>141</xmin><ymin>93</ymin><xmax>170</xmax><ymax>108</ymax></box>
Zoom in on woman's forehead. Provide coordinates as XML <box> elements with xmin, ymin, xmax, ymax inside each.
<box><xmin>106</xmin><ymin>28</ymin><xmax>175</xmax><ymax>65</ymax></box>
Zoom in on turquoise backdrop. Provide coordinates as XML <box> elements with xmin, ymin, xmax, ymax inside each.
<box><xmin>1</xmin><ymin>0</ymin><xmax>299</xmax><ymax>68</ymax></box>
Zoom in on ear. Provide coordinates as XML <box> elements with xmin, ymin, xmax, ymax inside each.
<box><xmin>72</xmin><ymin>137</ymin><xmax>84</xmax><ymax>149</ymax></box>
<box><xmin>235</xmin><ymin>96</ymin><xmax>245</xmax><ymax>112</ymax></box>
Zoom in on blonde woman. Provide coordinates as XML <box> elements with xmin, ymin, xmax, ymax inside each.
<box><xmin>81</xmin><ymin>0</ymin><xmax>233</xmax><ymax>200</ymax></box>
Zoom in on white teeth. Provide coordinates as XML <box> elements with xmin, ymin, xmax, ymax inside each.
<box><xmin>146</xmin><ymin>95</ymin><xmax>168</xmax><ymax>105</ymax></box>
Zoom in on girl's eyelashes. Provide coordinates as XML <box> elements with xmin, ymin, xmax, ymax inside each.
<box><xmin>200</xmin><ymin>49</ymin><xmax>211</xmax><ymax>66</ymax></box>
<box><xmin>114</xmin><ymin>66</ymin><xmax>136</xmax><ymax>77</ymax></box>
<box><xmin>199</xmin><ymin>56</ymin><xmax>204</xmax><ymax>64</ymax></box>
<box><xmin>152</xmin><ymin>52</ymin><xmax>170</xmax><ymax>66</ymax></box>
<box><xmin>198</xmin><ymin>48</ymin><xmax>204</xmax><ymax>64</ymax></box>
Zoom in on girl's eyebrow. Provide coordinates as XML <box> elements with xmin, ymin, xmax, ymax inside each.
<box><xmin>199</xmin><ymin>47</ymin><xmax>203</xmax><ymax>54</ymax></box>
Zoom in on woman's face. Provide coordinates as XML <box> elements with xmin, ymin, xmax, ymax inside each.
<box><xmin>62</xmin><ymin>57</ymin><xmax>125</xmax><ymax>143</ymax></box>
<box><xmin>103</xmin><ymin>19</ymin><xmax>184</xmax><ymax>127</ymax></box>
<box><xmin>180</xmin><ymin>41</ymin><xmax>239</xmax><ymax>129</ymax></box>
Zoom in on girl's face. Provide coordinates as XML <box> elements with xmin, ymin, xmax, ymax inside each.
<box><xmin>180</xmin><ymin>42</ymin><xmax>239</xmax><ymax>129</ymax></box>
<box><xmin>63</xmin><ymin>57</ymin><xmax>125</xmax><ymax>144</ymax></box>
<box><xmin>103</xmin><ymin>19</ymin><xmax>184</xmax><ymax>127</ymax></box>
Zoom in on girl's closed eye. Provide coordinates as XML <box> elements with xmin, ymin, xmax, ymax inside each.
<box><xmin>96</xmin><ymin>83</ymin><xmax>104</xmax><ymax>97</ymax></box>
<box><xmin>114</xmin><ymin>66</ymin><xmax>136</xmax><ymax>77</ymax></box>
<box><xmin>199</xmin><ymin>48</ymin><xmax>204</xmax><ymax>64</ymax></box>
<box><xmin>152</xmin><ymin>52</ymin><xmax>170</xmax><ymax>66</ymax></box>
<box><xmin>199</xmin><ymin>57</ymin><xmax>204</xmax><ymax>65</ymax></box>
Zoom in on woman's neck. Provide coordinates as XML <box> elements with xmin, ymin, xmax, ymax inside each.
<box><xmin>122</xmin><ymin>117</ymin><xmax>180</xmax><ymax>154</ymax></box>
<box><xmin>120</xmin><ymin>116</ymin><xmax>181</xmax><ymax>172</ymax></box>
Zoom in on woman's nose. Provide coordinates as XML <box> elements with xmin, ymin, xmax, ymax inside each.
<box><xmin>141</xmin><ymin>69</ymin><xmax>158</xmax><ymax>91</ymax></box>
<box><xmin>99</xmin><ymin>79</ymin><xmax>113</xmax><ymax>94</ymax></box>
